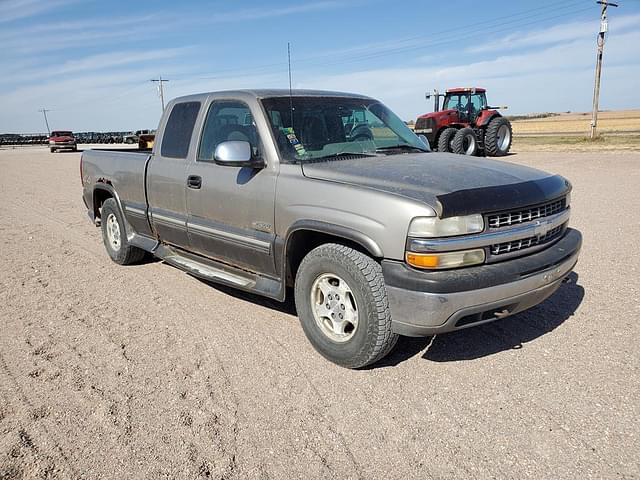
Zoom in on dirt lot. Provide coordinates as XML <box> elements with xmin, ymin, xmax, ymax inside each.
<box><xmin>1</xmin><ymin>146</ymin><xmax>638</xmax><ymax>479</ymax></box>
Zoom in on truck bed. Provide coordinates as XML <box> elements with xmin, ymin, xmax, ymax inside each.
<box><xmin>81</xmin><ymin>149</ymin><xmax>152</xmax><ymax>227</ymax></box>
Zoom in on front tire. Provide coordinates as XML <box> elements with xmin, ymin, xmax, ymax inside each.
<box><xmin>484</xmin><ymin>117</ymin><xmax>512</xmax><ymax>157</ymax></box>
<box><xmin>437</xmin><ymin>127</ymin><xmax>457</xmax><ymax>153</ymax></box>
<box><xmin>452</xmin><ymin>127</ymin><xmax>479</xmax><ymax>156</ymax></box>
<box><xmin>100</xmin><ymin>198</ymin><xmax>146</xmax><ymax>265</ymax></box>
<box><xmin>294</xmin><ymin>243</ymin><xmax>397</xmax><ymax>369</ymax></box>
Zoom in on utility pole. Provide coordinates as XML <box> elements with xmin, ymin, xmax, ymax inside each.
<box><xmin>590</xmin><ymin>0</ymin><xmax>619</xmax><ymax>139</ymax></box>
<box><xmin>150</xmin><ymin>76</ymin><xmax>169</xmax><ymax>111</ymax></box>
<box><xmin>38</xmin><ymin>108</ymin><xmax>51</xmax><ymax>135</ymax></box>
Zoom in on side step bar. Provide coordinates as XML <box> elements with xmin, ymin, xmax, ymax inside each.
<box><xmin>152</xmin><ymin>243</ymin><xmax>284</xmax><ymax>300</ymax></box>
<box><xmin>164</xmin><ymin>253</ymin><xmax>254</xmax><ymax>287</ymax></box>
<box><xmin>155</xmin><ymin>244</ymin><xmax>255</xmax><ymax>288</ymax></box>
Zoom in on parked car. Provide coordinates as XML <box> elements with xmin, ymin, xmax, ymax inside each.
<box><xmin>123</xmin><ymin>129</ymin><xmax>151</xmax><ymax>144</ymax></box>
<box><xmin>49</xmin><ymin>130</ymin><xmax>77</xmax><ymax>152</ymax></box>
<box><xmin>80</xmin><ymin>89</ymin><xmax>581</xmax><ymax>368</ymax></box>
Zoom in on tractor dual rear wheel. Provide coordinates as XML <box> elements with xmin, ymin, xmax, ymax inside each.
<box><xmin>485</xmin><ymin>117</ymin><xmax>512</xmax><ymax>157</ymax></box>
<box><xmin>452</xmin><ymin>127</ymin><xmax>478</xmax><ymax>156</ymax></box>
<box><xmin>437</xmin><ymin>127</ymin><xmax>457</xmax><ymax>153</ymax></box>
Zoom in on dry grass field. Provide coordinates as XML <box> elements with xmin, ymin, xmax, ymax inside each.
<box><xmin>511</xmin><ymin>109</ymin><xmax>640</xmax><ymax>135</ymax></box>
<box><xmin>510</xmin><ymin>109</ymin><xmax>640</xmax><ymax>152</ymax></box>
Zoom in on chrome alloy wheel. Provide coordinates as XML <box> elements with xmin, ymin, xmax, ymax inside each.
<box><xmin>105</xmin><ymin>213</ymin><xmax>121</xmax><ymax>251</ymax></box>
<box><xmin>310</xmin><ymin>273</ymin><xmax>359</xmax><ymax>343</ymax></box>
<box><xmin>496</xmin><ymin>124</ymin><xmax>511</xmax><ymax>152</ymax></box>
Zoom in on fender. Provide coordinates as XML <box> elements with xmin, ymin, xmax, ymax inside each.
<box><xmin>476</xmin><ymin>110</ymin><xmax>501</xmax><ymax>127</ymax></box>
<box><xmin>285</xmin><ymin>219</ymin><xmax>384</xmax><ymax>258</ymax></box>
<box><xmin>92</xmin><ymin>182</ymin><xmax>159</xmax><ymax>253</ymax></box>
<box><xmin>272</xmin><ymin>219</ymin><xmax>385</xmax><ymax>300</ymax></box>
<box><xmin>92</xmin><ymin>182</ymin><xmax>123</xmax><ymax>219</ymax></box>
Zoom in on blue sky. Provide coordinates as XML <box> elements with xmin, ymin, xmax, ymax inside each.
<box><xmin>1</xmin><ymin>0</ymin><xmax>639</xmax><ymax>133</ymax></box>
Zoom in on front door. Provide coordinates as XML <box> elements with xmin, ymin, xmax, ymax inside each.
<box><xmin>185</xmin><ymin>99</ymin><xmax>278</xmax><ymax>276</ymax></box>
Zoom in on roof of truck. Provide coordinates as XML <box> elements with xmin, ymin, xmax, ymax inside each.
<box><xmin>171</xmin><ymin>89</ymin><xmax>374</xmax><ymax>104</ymax></box>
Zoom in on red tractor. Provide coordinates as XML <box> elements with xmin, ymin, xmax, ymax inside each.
<box><xmin>414</xmin><ymin>87</ymin><xmax>512</xmax><ymax>157</ymax></box>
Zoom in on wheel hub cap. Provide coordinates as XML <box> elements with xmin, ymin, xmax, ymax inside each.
<box><xmin>464</xmin><ymin>134</ymin><xmax>475</xmax><ymax>155</ymax></box>
<box><xmin>106</xmin><ymin>213</ymin><xmax>121</xmax><ymax>251</ymax></box>
<box><xmin>497</xmin><ymin>124</ymin><xmax>511</xmax><ymax>151</ymax></box>
<box><xmin>310</xmin><ymin>273</ymin><xmax>358</xmax><ymax>343</ymax></box>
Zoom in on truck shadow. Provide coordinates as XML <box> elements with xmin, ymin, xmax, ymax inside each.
<box><xmin>376</xmin><ymin>272</ymin><xmax>584</xmax><ymax>367</ymax></box>
<box><xmin>197</xmin><ymin>272</ymin><xmax>583</xmax><ymax>368</ymax></box>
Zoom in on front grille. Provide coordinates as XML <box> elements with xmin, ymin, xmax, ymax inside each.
<box><xmin>490</xmin><ymin>224</ymin><xmax>564</xmax><ymax>255</ymax></box>
<box><xmin>487</xmin><ymin>197</ymin><xmax>566</xmax><ymax>229</ymax></box>
<box><xmin>414</xmin><ymin>117</ymin><xmax>434</xmax><ymax>132</ymax></box>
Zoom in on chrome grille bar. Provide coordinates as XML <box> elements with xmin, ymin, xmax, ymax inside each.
<box><xmin>488</xmin><ymin>198</ymin><xmax>566</xmax><ymax>229</ymax></box>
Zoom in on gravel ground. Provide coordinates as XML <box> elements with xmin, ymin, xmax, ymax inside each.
<box><xmin>0</xmin><ymin>146</ymin><xmax>638</xmax><ymax>479</ymax></box>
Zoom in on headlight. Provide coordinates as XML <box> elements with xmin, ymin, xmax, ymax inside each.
<box><xmin>565</xmin><ymin>192</ymin><xmax>571</xmax><ymax>207</ymax></box>
<box><xmin>408</xmin><ymin>214</ymin><xmax>484</xmax><ymax>237</ymax></box>
<box><xmin>406</xmin><ymin>249</ymin><xmax>485</xmax><ymax>269</ymax></box>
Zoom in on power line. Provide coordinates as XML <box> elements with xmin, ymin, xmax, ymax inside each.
<box><xmin>38</xmin><ymin>108</ymin><xmax>51</xmax><ymax>135</ymax></box>
<box><xmin>590</xmin><ymin>1</ymin><xmax>619</xmax><ymax>139</ymax></box>
<box><xmin>150</xmin><ymin>75</ymin><xmax>169</xmax><ymax>111</ymax></box>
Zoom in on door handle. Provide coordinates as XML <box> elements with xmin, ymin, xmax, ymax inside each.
<box><xmin>187</xmin><ymin>175</ymin><xmax>202</xmax><ymax>189</ymax></box>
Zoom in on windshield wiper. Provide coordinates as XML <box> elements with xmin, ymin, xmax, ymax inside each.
<box><xmin>313</xmin><ymin>151</ymin><xmax>378</xmax><ymax>161</ymax></box>
<box><xmin>375</xmin><ymin>144</ymin><xmax>429</xmax><ymax>153</ymax></box>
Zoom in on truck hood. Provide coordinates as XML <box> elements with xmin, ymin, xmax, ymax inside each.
<box><xmin>301</xmin><ymin>152</ymin><xmax>570</xmax><ymax>218</ymax></box>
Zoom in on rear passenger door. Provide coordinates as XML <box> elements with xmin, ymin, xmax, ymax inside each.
<box><xmin>185</xmin><ymin>99</ymin><xmax>278</xmax><ymax>276</ymax></box>
<box><xmin>147</xmin><ymin>101</ymin><xmax>201</xmax><ymax>248</ymax></box>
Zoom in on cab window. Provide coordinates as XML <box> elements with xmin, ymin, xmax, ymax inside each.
<box><xmin>198</xmin><ymin>101</ymin><xmax>260</xmax><ymax>162</ymax></box>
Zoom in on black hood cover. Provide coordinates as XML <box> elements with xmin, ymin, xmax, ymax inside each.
<box><xmin>302</xmin><ymin>152</ymin><xmax>570</xmax><ymax>217</ymax></box>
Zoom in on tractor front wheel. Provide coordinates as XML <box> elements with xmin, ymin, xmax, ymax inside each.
<box><xmin>452</xmin><ymin>127</ymin><xmax>478</xmax><ymax>156</ymax></box>
<box><xmin>437</xmin><ymin>127</ymin><xmax>457</xmax><ymax>153</ymax></box>
<box><xmin>484</xmin><ymin>117</ymin><xmax>512</xmax><ymax>157</ymax></box>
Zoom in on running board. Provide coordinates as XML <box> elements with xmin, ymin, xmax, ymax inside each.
<box><xmin>163</xmin><ymin>252</ymin><xmax>254</xmax><ymax>287</ymax></box>
<box><xmin>153</xmin><ymin>244</ymin><xmax>284</xmax><ymax>300</ymax></box>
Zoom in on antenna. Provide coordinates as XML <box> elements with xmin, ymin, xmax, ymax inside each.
<box><xmin>287</xmin><ymin>42</ymin><xmax>294</xmax><ymax>130</ymax></box>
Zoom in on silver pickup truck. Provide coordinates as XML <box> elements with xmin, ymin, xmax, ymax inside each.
<box><xmin>81</xmin><ymin>89</ymin><xmax>582</xmax><ymax>368</ymax></box>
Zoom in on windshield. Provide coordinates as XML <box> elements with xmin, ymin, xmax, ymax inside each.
<box><xmin>51</xmin><ymin>131</ymin><xmax>72</xmax><ymax>137</ymax></box>
<box><xmin>261</xmin><ymin>96</ymin><xmax>429</xmax><ymax>162</ymax></box>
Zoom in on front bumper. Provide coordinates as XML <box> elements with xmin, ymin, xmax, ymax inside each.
<box><xmin>383</xmin><ymin>228</ymin><xmax>582</xmax><ymax>336</ymax></box>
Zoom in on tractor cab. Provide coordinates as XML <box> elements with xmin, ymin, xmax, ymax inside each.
<box><xmin>442</xmin><ymin>88</ymin><xmax>487</xmax><ymax>123</ymax></box>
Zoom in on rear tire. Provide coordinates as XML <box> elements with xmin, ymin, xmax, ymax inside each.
<box><xmin>452</xmin><ymin>127</ymin><xmax>478</xmax><ymax>156</ymax></box>
<box><xmin>294</xmin><ymin>243</ymin><xmax>398</xmax><ymax>369</ymax></box>
<box><xmin>100</xmin><ymin>198</ymin><xmax>146</xmax><ymax>265</ymax></box>
<box><xmin>484</xmin><ymin>117</ymin><xmax>512</xmax><ymax>157</ymax></box>
<box><xmin>437</xmin><ymin>127</ymin><xmax>457</xmax><ymax>153</ymax></box>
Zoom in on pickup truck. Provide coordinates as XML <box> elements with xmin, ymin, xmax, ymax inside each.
<box><xmin>81</xmin><ymin>89</ymin><xmax>582</xmax><ymax>368</ymax></box>
<box><xmin>49</xmin><ymin>130</ymin><xmax>77</xmax><ymax>152</ymax></box>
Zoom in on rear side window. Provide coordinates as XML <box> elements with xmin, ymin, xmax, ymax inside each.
<box><xmin>161</xmin><ymin>101</ymin><xmax>201</xmax><ymax>158</ymax></box>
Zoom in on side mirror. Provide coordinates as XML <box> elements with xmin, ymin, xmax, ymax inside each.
<box><xmin>214</xmin><ymin>141</ymin><xmax>265</xmax><ymax>168</ymax></box>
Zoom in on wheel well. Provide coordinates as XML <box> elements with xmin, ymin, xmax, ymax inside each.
<box><xmin>93</xmin><ymin>188</ymin><xmax>113</xmax><ymax>220</ymax></box>
<box><xmin>285</xmin><ymin>230</ymin><xmax>375</xmax><ymax>286</ymax></box>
